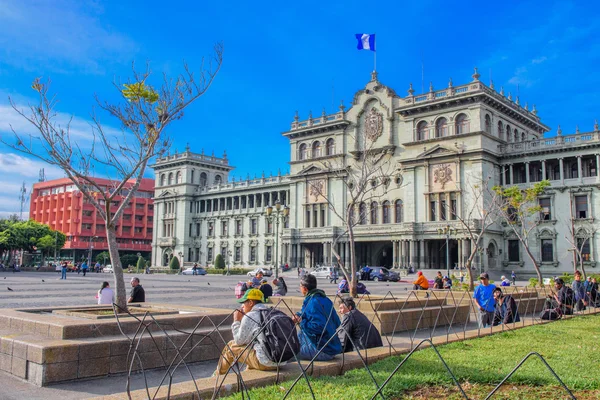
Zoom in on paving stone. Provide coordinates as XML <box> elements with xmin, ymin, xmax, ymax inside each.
<box><xmin>78</xmin><ymin>342</ymin><xmax>110</xmax><ymax>360</ymax></box>
<box><xmin>0</xmin><ymin>337</ymin><xmax>13</xmax><ymax>355</ymax></box>
<box><xmin>12</xmin><ymin>341</ymin><xmax>28</xmax><ymax>359</ymax></box>
<box><xmin>26</xmin><ymin>361</ymin><xmax>44</xmax><ymax>386</ymax></box>
<box><xmin>11</xmin><ymin>356</ymin><xmax>27</xmax><ymax>378</ymax></box>
<box><xmin>78</xmin><ymin>357</ymin><xmax>110</xmax><ymax>378</ymax></box>
<box><xmin>45</xmin><ymin>361</ymin><xmax>78</xmax><ymax>383</ymax></box>
<box><xmin>44</xmin><ymin>344</ymin><xmax>80</xmax><ymax>363</ymax></box>
<box><xmin>0</xmin><ymin>353</ymin><xmax>11</xmax><ymax>372</ymax></box>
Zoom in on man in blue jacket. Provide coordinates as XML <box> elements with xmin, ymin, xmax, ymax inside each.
<box><xmin>292</xmin><ymin>274</ymin><xmax>341</xmax><ymax>361</ymax></box>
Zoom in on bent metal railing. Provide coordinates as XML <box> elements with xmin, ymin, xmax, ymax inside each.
<box><xmin>111</xmin><ymin>285</ymin><xmax>593</xmax><ymax>399</ymax></box>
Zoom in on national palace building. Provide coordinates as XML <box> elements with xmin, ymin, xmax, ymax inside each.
<box><xmin>150</xmin><ymin>69</ymin><xmax>600</xmax><ymax>278</ymax></box>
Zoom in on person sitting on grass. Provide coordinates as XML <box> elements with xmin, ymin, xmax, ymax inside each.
<box><xmin>292</xmin><ymin>274</ymin><xmax>341</xmax><ymax>361</ymax></box>
<box><xmin>216</xmin><ymin>289</ymin><xmax>280</xmax><ymax>375</ymax></box>
<box><xmin>492</xmin><ymin>287</ymin><xmax>520</xmax><ymax>325</ymax></box>
<box><xmin>412</xmin><ymin>271</ymin><xmax>429</xmax><ymax>290</ymax></box>
<box><xmin>338</xmin><ymin>297</ymin><xmax>382</xmax><ymax>353</ymax></box>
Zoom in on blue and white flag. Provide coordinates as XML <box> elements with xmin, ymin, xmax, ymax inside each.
<box><xmin>355</xmin><ymin>33</ymin><xmax>376</xmax><ymax>51</ymax></box>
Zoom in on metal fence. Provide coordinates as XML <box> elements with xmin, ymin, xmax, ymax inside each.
<box><xmin>112</xmin><ymin>285</ymin><xmax>595</xmax><ymax>399</ymax></box>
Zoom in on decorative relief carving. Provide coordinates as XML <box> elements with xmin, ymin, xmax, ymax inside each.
<box><xmin>433</xmin><ymin>163</ymin><xmax>453</xmax><ymax>189</ymax></box>
<box><xmin>365</xmin><ymin>107</ymin><xmax>384</xmax><ymax>141</ymax></box>
<box><xmin>308</xmin><ymin>179</ymin><xmax>326</xmax><ymax>203</ymax></box>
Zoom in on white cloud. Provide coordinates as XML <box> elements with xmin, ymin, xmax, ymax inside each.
<box><xmin>0</xmin><ymin>0</ymin><xmax>137</xmax><ymax>74</ymax></box>
<box><xmin>531</xmin><ymin>56</ymin><xmax>548</xmax><ymax>64</ymax></box>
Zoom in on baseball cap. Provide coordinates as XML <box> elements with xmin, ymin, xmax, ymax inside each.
<box><xmin>237</xmin><ymin>288</ymin><xmax>264</xmax><ymax>303</ymax></box>
<box><xmin>417</xmin><ymin>271</ymin><xmax>423</xmax><ymax>276</ymax></box>
<box><xmin>479</xmin><ymin>273</ymin><xmax>489</xmax><ymax>280</ymax></box>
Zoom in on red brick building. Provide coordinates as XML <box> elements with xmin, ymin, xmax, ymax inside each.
<box><xmin>29</xmin><ymin>177</ymin><xmax>154</xmax><ymax>262</ymax></box>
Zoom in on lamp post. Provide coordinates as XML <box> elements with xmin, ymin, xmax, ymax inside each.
<box><xmin>227</xmin><ymin>250</ymin><xmax>232</xmax><ymax>276</ymax></box>
<box><xmin>265</xmin><ymin>199</ymin><xmax>290</xmax><ymax>279</ymax></box>
<box><xmin>437</xmin><ymin>225</ymin><xmax>456</xmax><ymax>277</ymax></box>
<box><xmin>88</xmin><ymin>236</ymin><xmax>98</xmax><ymax>265</ymax></box>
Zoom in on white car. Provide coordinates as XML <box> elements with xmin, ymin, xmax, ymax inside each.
<box><xmin>247</xmin><ymin>268</ymin><xmax>273</xmax><ymax>277</ymax></box>
<box><xmin>182</xmin><ymin>267</ymin><xmax>207</xmax><ymax>275</ymax></box>
<box><xmin>103</xmin><ymin>265</ymin><xmax>114</xmax><ymax>273</ymax></box>
<box><xmin>310</xmin><ymin>266</ymin><xmax>337</xmax><ymax>279</ymax></box>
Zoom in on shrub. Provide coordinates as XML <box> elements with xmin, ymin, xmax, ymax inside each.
<box><xmin>206</xmin><ymin>268</ymin><xmax>247</xmax><ymax>275</ymax></box>
<box><xmin>528</xmin><ymin>278</ymin><xmax>539</xmax><ymax>288</ymax></box>
<box><xmin>214</xmin><ymin>254</ymin><xmax>225</xmax><ymax>269</ymax></box>
<box><xmin>169</xmin><ymin>256</ymin><xmax>180</xmax><ymax>270</ymax></box>
<box><xmin>120</xmin><ymin>254</ymin><xmax>138</xmax><ymax>269</ymax></box>
<box><xmin>136</xmin><ymin>256</ymin><xmax>145</xmax><ymax>272</ymax></box>
<box><xmin>560</xmin><ymin>272</ymin><xmax>574</xmax><ymax>284</ymax></box>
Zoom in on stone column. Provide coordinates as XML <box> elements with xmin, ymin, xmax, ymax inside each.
<box><xmin>596</xmin><ymin>154</ymin><xmax>600</xmax><ymax>182</ymax></box>
<box><xmin>502</xmin><ymin>167</ymin><xmax>507</xmax><ymax>186</ymax></box>
<box><xmin>541</xmin><ymin>160</ymin><xmax>547</xmax><ymax>180</ymax></box>
<box><xmin>392</xmin><ymin>241</ymin><xmax>397</xmax><ymax>267</ymax></box>
<box><xmin>525</xmin><ymin>162</ymin><xmax>530</xmax><ymax>183</ymax></box>
<box><xmin>559</xmin><ymin>158</ymin><xmax>564</xmax><ymax>183</ymax></box>
<box><xmin>399</xmin><ymin>240</ymin><xmax>404</xmax><ymax>267</ymax></box>
<box><xmin>419</xmin><ymin>240</ymin><xmax>425</xmax><ymax>269</ymax></box>
<box><xmin>509</xmin><ymin>164</ymin><xmax>514</xmax><ymax>184</ymax></box>
<box><xmin>577</xmin><ymin>156</ymin><xmax>583</xmax><ymax>182</ymax></box>
<box><xmin>457</xmin><ymin>239</ymin><xmax>463</xmax><ymax>269</ymax></box>
<box><xmin>411</xmin><ymin>240</ymin><xmax>418</xmax><ymax>268</ymax></box>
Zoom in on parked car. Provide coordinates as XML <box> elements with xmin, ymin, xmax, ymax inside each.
<box><xmin>310</xmin><ymin>266</ymin><xmax>338</xmax><ymax>279</ymax></box>
<box><xmin>247</xmin><ymin>268</ymin><xmax>273</xmax><ymax>277</ymax></box>
<box><xmin>369</xmin><ymin>267</ymin><xmax>400</xmax><ymax>282</ymax></box>
<box><xmin>182</xmin><ymin>267</ymin><xmax>207</xmax><ymax>275</ymax></box>
<box><xmin>103</xmin><ymin>264</ymin><xmax>114</xmax><ymax>273</ymax></box>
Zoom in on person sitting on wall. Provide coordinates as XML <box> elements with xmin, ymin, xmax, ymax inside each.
<box><xmin>542</xmin><ymin>278</ymin><xmax>575</xmax><ymax>319</ymax></box>
<box><xmin>338</xmin><ymin>297</ymin><xmax>383</xmax><ymax>353</ymax></box>
<box><xmin>259</xmin><ymin>279</ymin><xmax>273</xmax><ymax>301</ymax></box>
<box><xmin>272</xmin><ymin>277</ymin><xmax>288</xmax><ymax>296</ymax></box>
<box><xmin>443</xmin><ymin>276</ymin><xmax>452</xmax><ymax>289</ymax></box>
<box><xmin>412</xmin><ymin>271</ymin><xmax>429</xmax><ymax>290</ymax></box>
<box><xmin>492</xmin><ymin>287</ymin><xmax>520</xmax><ymax>325</ymax></box>
<box><xmin>500</xmin><ymin>276</ymin><xmax>511</xmax><ymax>286</ymax></box>
<box><xmin>572</xmin><ymin>271</ymin><xmax>588</xmax><ymax>311</ymax></box>
<box><xmin>434</xmin><ymin>272</ymin><xmax>443</xmax><ymax>289</ymax></box>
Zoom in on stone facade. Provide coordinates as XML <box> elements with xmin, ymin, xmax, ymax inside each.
<box><xmin>151</xmin><ymin>70</ymin><xmax>600</xmax><ymax>277</ymax></box>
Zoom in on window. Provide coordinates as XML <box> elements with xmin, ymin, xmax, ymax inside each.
<box><xmin>250</xmin><ymin>246</ymin><xmax>257</xmax><ymax>262</ymax></box>
<box><xmin>539</xmin><ymin>198</ymin><xmax>551</xmax><ymax>220</ymax></box>
<box><xmin>359</xmin><ymin>203</ymin><xmax>367</xmax><ymax>225</ymax></box>
<box><xmin>176</xmin><ymin>171</ymin><xmax>182</xmax><ymax>184</ymax></box>
<box><xmin>235</xmin><ymin>220</ymin><xmax>242</xmax><ymax>235</ymax></box>
<box><xmin>221</xmin><ymin>247</ymin><xmax>227</xmax><ymax>257</ymax></box>
<box><xmin>521</xmin><ymin>132</ymin><xmax>526</xmax><ymax>142</ymax></box>
<box><xmin>82</xmin><ymin>223</ymin><xmax>93</xmax><ymax>230</ymax></box>
<box><xmin>191</xmin><ymin>170</ymin><xmax>195</xmax><ymax>184</ymax></box>
<box><xmin>214</xmin><ymin>175</ymin><xmax>222</xmax><ymax>185</ymax></box>
<box><xmin>435</xmin><ymin>118</ymin><xmax>448</xmax><ymax>138</ymax></box>
<box><xmin>394</xmin><ymin>200</ymin><xmax>403</xmax><ymax>223</ymax></box>
<box><xmin>168</xmin><ymin>173</ymin><xmax>173</xmax><ymax>185</ymax></box>
<box><xmin>235</xmin><ymin>247</ymin><xmax>241</xmax><ymax>262</ymax></box>
<box><xmin>305</xmin><ymin>209</ymin><xmax>311</xmax><ymax>228</ymax></box>
<box><xmin>505</xmin><ymin>124</ymin><xmax>511</xmax><ymax>142</ymax></box>
<box><xmin>497</xmin><ymin>121</ymin><xmax>504</xmax><ymax>140</ymax></box>
<box><xmin>577</xmin><ymin>238</ymin><xmax>591</xmax><ymax>262</ymax></box>
<box><xmin>266</xmin><ymin>246</ymin><xmax>272</xmax><ymax>262</ymax></box>
<box><xmin>189</xmin><ymin>223</ymin><xmax>193</xmax><ymax>237</ymax></box>
<box><xmin>382</xmin><ymin>201</ymin><xmax>390</xmax><ymax>224</ymax></box>
<box><xmin>298</xmin><ymin>143</ymin><xmax>307</xmax><ymax>160</ymax></box>
<box><xmin>541</xmin><ymin>239</ymin><xmax>553</xmax><ymax>262</ymax></box>
<box><xmin>208</xmin><ymin>222</ymin><xmax>214</xmax><ymax>237</ymax></box>
<box><xmin>267</xmin><ymin>220</ymin><xmax>273</xmax><ymax>234</ymax></box>
<box><xmin>455</xmin><ymin>114</ymin><xmax>469</xmax><ymax>134</ymax></box>
<box><xmin>440</xmin><ymin>194</ymin><xmax>447</xmax><ymax>221</ymax></box>
<box><xmin>326</xmin><ymin>138</ymin><xmax>335</xmax><ymax>155</ymax></box>
<box><xmin>484</xmin><ymin>114</ymin><xmax>491</xmax><ymax>133</ymax></box>
<box><xmin>513</xmin><ymin>129</ymin><xmax>518</xmax><ymax>142</ymax></box>
<box><xmin>160</xmin><ymin>174</ymin><xmax>166</xmax><ymax>186</ymax></box>
<box><xmin>416</xmin><ymin>121</ymin><xmax>428</xmax><ymax>141</ymax></box>
<box><xmin>320</xmin><ymin>207</ymin><xmax>325</xmax><ymax>227</ymax></box>
<box><xmin>207</xmin><ymin>248</ymin><xmax>213</xmax><ymax>263</ymax></box>
<box><xmin>221</xmin><ymin>220</ymin><xmax>228</xmax><ymax>236</ymax></box>
<box><xmin>312</xmin><ymin>141</ymin><xmax>321</xmax><ymax>158</ymax></box>
<box><xmin>450</xmin><ymin>193</ymin><xmax>457</xmax><ymax>220</ymax></box>
<box><xmin>200</xmin><ymin>172</ymin><xmax>207</xmax><ymax>187</ymax></box>
<box><xmin>430</xmin><ymin>200</ymin><xmax>437</xmax><ymax>221</ymax></box>
<box><xmin>250</xmin><ymin>218</ymin><xmax>258</xmax><ymax>235</ymax></box>
<box><xmin>575</xmin><ymin>195</ymin><xmax>588</xmax><ymax>219</ymax></box>
<box><xmin>82</xmin><ymin>210</ymin><xmax>93</xmax><ymax>217</ymax></box>
<box><xmin>370</xmin><ymin>202</ymin><xmax>378</xmax><ymax>224</ymax></box>
<box><xmin>196</xmin><ymin>223</ymin><xmax>201</xmax><ymax>236</ymax></box>
<box><xmin>508</xmin><ymin>240</ymin><xmax>520</xmax><ymax>262</ymax></box>
<box><xmin>134</xmin><ymin>227</ymin><xmax>143</xmax><ymax>234</ymax></box>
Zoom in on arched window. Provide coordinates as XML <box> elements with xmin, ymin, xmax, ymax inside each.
<box><xmin>506</xmin><ymin>125</ymin><xmax>511</xmax><ymax>142</ymax></box>
<box><xmin>312</xmin><ymin>141</ymin><xmax>321</xmax><ymax>158</ymax></box>
<box><xmin>298</xmin><ymin>143</ymin><xmax>307</xmax><ymax>160</ymax></box>
<box><xmin>497</xmin><ymin>121</ymin><xmax>504</xmax><ymax>140</ymax></box>
<box><xmin>326</xmin><ymin>138</ymin><xmax>335</xmax><ymax>155</ymax></box>
<box><xmin>160</xmin><ymin>174</ymin><xmax>166</xmax><ymax>186</ymax></box>
<box><xmin>168</xmin><ymin>173</ymin><xmax>173</xmax><ymax>185</ymax></box>
<box><xmin>176</xmin><ymin>171</ymin><xmax>182</xmax><ymax>184</ymax></box>
<box><xmin>417</xmin><ymin>121</ymin><xmax>429</xmax><ymax>141</ymax></box>
<box><xmin>370</xmin><ymin>202</ymin><xmax>378</xmax><ymax>224</ymax></box>
<box><xmin>455</xmin><ymin>114</ymin><xmax>469</xmax><ymax>134</ymax></box>
<box><xmin>359</xmin><ymin>203</ymin><xmax>367</xmax><ymax>225</ymax></box>
<box><xmin>484</xmin><ymin>114</ymin><xmax>491</xmax><ymax>133</ymax></box>
<box><xmin>514</xmin><ymin>129</ymin><xmax>518</xmax><ymax>142</ymax></box>
<box><xmin>191</xmin><ymin>170</ymin><xmax>195</xmax><ymax>184</ymax></box>
<box><xmin>382</xmin><ymin>201</ymin><xmax>390</xmax><ymax>224</ymax></box>
<box><xmin>200</xmin><ymin>172</ymin><xmax>207</xmax><ymax>187</ymax></box>
<box><xmin>521</xmin><ymin>132</ymin><xmax>526</xmax><ymax>142</ymax></box>
<box><xmin>435</xmin><ymin>118</ymin><xmax>448</xmax><ymax>138</ymax></box>
<box><xmin>394</xmin><ymin>200</ymin><xmax>403</xmax><ymax>223</ymax></box>
<box><xmin>214</xmin><ymin>175</ymin><xmax>222</xmax><ymax>185</ymax></box>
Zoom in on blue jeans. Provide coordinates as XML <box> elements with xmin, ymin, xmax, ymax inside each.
<box><xmin>61</xmin><ymin>269</ymin><xmax>67</xmax><ymax>279</ymax></box>
<box><xmin>298</xmin><ymin>331</ymin><xmax>335</xmax><ymax>361</ymax></box>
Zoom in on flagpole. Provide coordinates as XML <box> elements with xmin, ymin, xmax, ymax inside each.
<box><xmin>374</xmin><ymin>50</ymin><xmax>376</xmax><ymax>72</ymax></box>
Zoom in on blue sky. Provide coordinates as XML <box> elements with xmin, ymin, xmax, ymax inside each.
<box><xmin>1</xmin><ymin>0</ymin><xmax>599</xmax><ymax>217</ymax></box>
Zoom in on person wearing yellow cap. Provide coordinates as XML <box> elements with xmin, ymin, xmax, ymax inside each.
<box><xmin>216</xmin><ymin>289</ymin><xmax>281</xmax><ymax>375</ymax></box>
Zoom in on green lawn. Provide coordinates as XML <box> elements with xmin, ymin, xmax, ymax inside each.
<box><xmin>224</xmin><ymin>315</ymin><xmax>600</xmax><ymax>399</ymax></box>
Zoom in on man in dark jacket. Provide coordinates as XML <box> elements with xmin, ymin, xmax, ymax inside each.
<box><xmin>544</xmin><ymin>278</ymin><xmax>575</xmax><ymax>316</ymax></box>
<box><xmin>292</xmin><ymin>274</ymin><xmax>341</xmax><ymax>361</ymax></box>
<box><xmin>492</xmin><ymin>287</ymin><xmax>520</xmax><ymax>325</ymax></box>
<box><xmin>338</xmin><ymin>297</ymin><xmax>382</xmax><ymax>352</ymax></box>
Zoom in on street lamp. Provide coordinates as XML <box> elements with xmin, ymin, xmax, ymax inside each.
<box><xmin>227</xmin><ymin>250</ymin><xmax>232</xmax><ymax>276</ymax></box>
<box><xmin>265</xmin><ymin>199</ymin><xmax>290</xmax><ymax>279</ymax></box>
<box><xmin>437</xmin><ymin>225</ymin><xmax>457</xmax><ymax>277</ymax></box>
<box><xmin>88</xmin><ymin>236</ymin><xmax>98</xmax><ymax>265</ymax></box>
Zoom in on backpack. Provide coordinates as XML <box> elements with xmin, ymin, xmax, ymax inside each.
<box><xmin>540</xmin><ymin>308</ymin><xmax>562</xmax><ymax>321</ymax></box>
<box><xmin>258</xmin><ymin>308</ymin><xmax>300</xmax><ymax>363</ymax></box>
<box><xmin>235</xmin><ymin>282</ymin><xmax>248</xmax><ymax>299</ymax></box>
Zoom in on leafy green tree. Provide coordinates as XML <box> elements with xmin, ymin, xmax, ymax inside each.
<box><xmin>36</xmin><ymin>231</ymin><xmax>66</xmax><ymax>265</ymax></box>
<box><xmin>493</xmin><ymin>180</ymin><xmax>550</xmax><ymax>285</ymax></box>
<box><xmin>120</xmin><ymin>254</ymin><xmax>139</xmax><ymax>269</ymax></box>
<box><xmin>96</xmin><ymin>251</ymin><xmax>110</xmax><ymax>264</ymax></box>
<box><xmin>214</xmin><ymin>254</ymin><xmax>225</xmax><ymax>269</ymax></box>
<box><xmin>169</xmin><ymin>255</ymin><xmax>180</xmax><ymax>271</ymax></box>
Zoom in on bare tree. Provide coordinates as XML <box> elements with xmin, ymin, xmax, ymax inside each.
<box><xmin>307</xmin><ymin>131</ymin><xmax>398</xmax><ymax>297</ymax></box>
<box><xmin>492</xmin><ymin>180</ymin><xmax>550</xmax><ymax>285</ymax></box>
<box><xmin>449</xmin><ymin>174</ymin><xmax>500</xmax><ymax>290</ymax></box>
<box><xmin>564</xmin><ymin>193</ymin><xmax>595</xmax><ymax>279</ymax></box>
<box><xmin>2</xmin><ymin>44</ymin><xmax>223</xmax><ymax>310</ymax></box>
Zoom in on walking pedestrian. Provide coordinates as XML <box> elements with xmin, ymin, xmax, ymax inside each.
<box><xmin>81</xmin><ymin>261</ymin><xmax>89</xmax><ymax>277</ymax></box>
<box><xmin>511</xmin><ymin>270</ymin><xmax>517</xmax><ymax>286</ymax></box>
<box><xmin>60</xmin><ymin>261</ymin><xmax>67</xmax><ymax>280</ymax></box>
